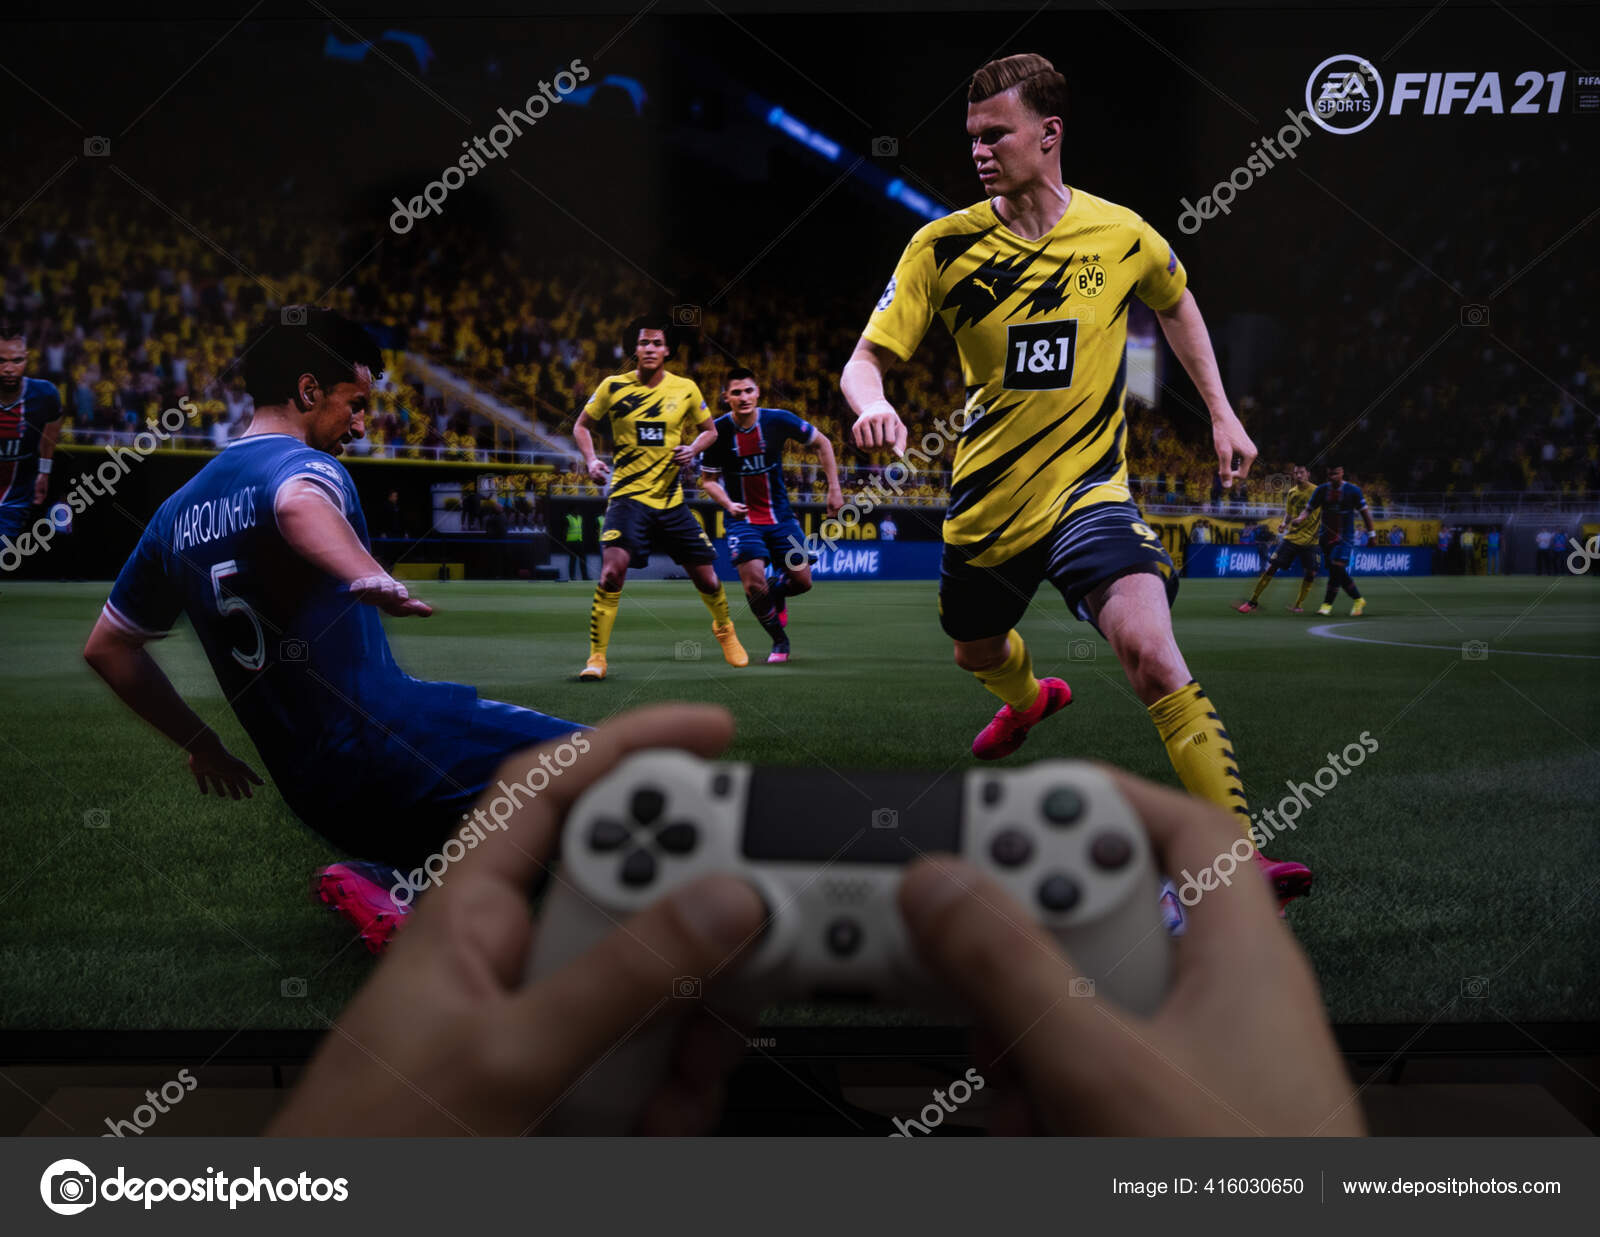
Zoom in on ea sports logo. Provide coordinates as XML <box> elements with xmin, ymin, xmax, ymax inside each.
<box><xmin>40</xmin><ymin>1159</ymin><xmax>97</xmax><ymax>1215</ymax></box>
<box><xmin>1306</xmin><ymin>53</ymin><xmax>1385</xmax><ymax>134</ymax></box>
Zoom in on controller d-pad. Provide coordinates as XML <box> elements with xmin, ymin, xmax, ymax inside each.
<box><xmin>588</xmin><ymin>818</ymin><xmax>629</xmax><ymax>852</ymax></box>
<box><xmin>620</xmin><ymin>848</ymin><xmax>657</xmax><ymax>887</ymax></box>
<box><xmin>656</xmin><ymin>822</ymin><xmax>698</xmax><ymax>854</ymax></box>
<box><xmin>631</xmin><ymin>788</ymin><xmax>666</xmax><ymax>824</ymax></box>
<box><xmin>1037</xmin><ymin>873</ymin><xmax>1081</xmax><ymax>912</ymax></box>
<box><xmin>1042</xmin><ymin>788</ymin><xmax>1085</xmax><ymax>824</ymax></box>
<box><xmin>988</xmin><ymin>828</ymin><xmax>1034</xmax><ymax>868</ymax></box>
<box><xmin>1090</xmin><ymin>831</ymin><xmax>1133</xmax><ymax>870</ymax></box>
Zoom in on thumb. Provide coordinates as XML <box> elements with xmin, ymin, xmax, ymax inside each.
<box><xmin>508</xmin><ymin>874</ymin><xmax>766</xmax><ymax>1110</ymax></box>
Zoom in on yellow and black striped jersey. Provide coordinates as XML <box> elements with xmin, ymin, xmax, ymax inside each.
<box><xmin>581</xmin><ymin>370</ymin><xmax>711</xmax><ymax>510</ymax></box>
<box><xmin>863</xmin><ymin>188</ymin><xmax>1187</xmax><ymax>566</ymax></box>
<box><xmin>1283</xmin><ymin>483</ymin><xmax>1321</xmax><ymax>545</ymax></box>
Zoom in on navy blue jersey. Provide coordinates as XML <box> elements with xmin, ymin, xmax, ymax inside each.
<box><xmin>1306</xmin><ymin>481</ymin><xmax>1367</xmax><ymax>544</ymax></box>
<box><xmin>0</xmin><ymin>378</ymin><xmax>63</xmax><ymax>510</ymax></box>
<box><xmin>104</xmin><ymin>433</ymin><xmax>478</xmax><ymax>822</ymax></box>
<box><xmin>701</xmin><ymin>408</ymin><xmax>816</xmax><ymax>525</ymax></box>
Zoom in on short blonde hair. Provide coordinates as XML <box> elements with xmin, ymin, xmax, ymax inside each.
<box><xmin>968</xmin><ymin>53</ymin><xmax>1068</xmax><ymax>122</ymax></box>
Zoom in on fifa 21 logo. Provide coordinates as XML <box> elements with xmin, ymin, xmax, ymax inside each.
<box><xmin>1307</xmin><ymin>54</ymin><xmax>1572</xmax><ymax>134</ymax></box>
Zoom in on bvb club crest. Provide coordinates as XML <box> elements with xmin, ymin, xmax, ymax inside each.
<box><xmin>1074</xmin><ymin>259</ymin><xmax>1106</xmax><ymax>298</ymax></box>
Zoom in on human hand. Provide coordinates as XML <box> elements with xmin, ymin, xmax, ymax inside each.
<box><xmin>267</xmin><ymin>705</ymin><xmax>767</xmax><ymax>1136</ymax></box>
<box><xmin>586</xmin><ymin>457</ymin><xmax>612</xmax><ymax>483</ymax></box>
<box><xmin>186</xmin><ymin>732</ymin><xmax>264</xmax><ymax>800</ymax></box>
<box><xmin>348</xmin><ymin>575</ymin><xmax>433</xmax><ymax>617</ymax></box>
<box><xmin>852</xmin><ymin>401</ymin><xmax>907</xmax><ymax>454</ymax></box>
<box><xmin>898</xmin><ymin>768</ymin><xmax>1362</xmax><ymax>1136</ymax></box>
<box><xmin>1211</xmin><ymin>412</ymin><xmax>1257</xmax><ymax>489</ymax></box>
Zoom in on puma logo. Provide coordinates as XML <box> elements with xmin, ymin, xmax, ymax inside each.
<box><xmin>972</xmin><ymin>276</ymin><xmax>997</xmax><ymax>298</ymax></box>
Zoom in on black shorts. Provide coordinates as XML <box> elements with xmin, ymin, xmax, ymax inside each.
<box><xmin>600</xmin><ymin>496</ymin><xmax>716</xmax><ymax>568</ymax></box>
<box><xmin>1270</xmin><ymin>540</ymin><xmax>1320</xmax><ymax>576</ymax></box>
<box><xmin>938</xmin><ymin>500</ymin><xmax>1178</xmax><ymax>642</ymax></box>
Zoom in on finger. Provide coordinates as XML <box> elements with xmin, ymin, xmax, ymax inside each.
<box><xmin>892</xmin><ymin>422</ymin><xmax>908</xmax><ymax>454</ymax></box>
<box><xmin>512</xmin><ymin>873</ymin><xmax>766</xmax><ymax>1113</ymax></box>
<box><xmin>898</xmin><ymin>856</ymin><xmax>1125</xmax><ymax>1080</ymax></box>
<box><xmin>634</xmin><ymin>1011</ymin><xmax>750</xmax><ymax>1135</ymax></box>
<box><xmin>447</xmin><ymin>705</ymin><xmax>735</xmax><ymax>896</ymax></box>
<box><xmin>1094</xmin><ymin>766</ymin><xmax>1277</xmax><ymax>956</ymax></box>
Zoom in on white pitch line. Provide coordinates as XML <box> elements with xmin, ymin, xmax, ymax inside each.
<box><xmin>1307</xmin><ymin>622</ymin><xmax>1600</xmax><ymax>660</ymax></box>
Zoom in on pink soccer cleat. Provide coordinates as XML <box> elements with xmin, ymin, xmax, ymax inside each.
<box><xmin>1253</xmin><ymin>852</ymin><xmax>1313</xmax><ymax>917</ymax></box>
<box><xmin>314</xmin><ymin>861</ymin><xmax>412</xmax><ymax>954</ymax></box>
<box><xmin>971</xmin><ymin>677</ymin><xmax>1072</xmax><ymax>760</ymax></box>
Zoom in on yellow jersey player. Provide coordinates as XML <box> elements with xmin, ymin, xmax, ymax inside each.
<box><xmin>1236</xmin><ymin>464</ymin><xmax>1322</xmax><ymax>613</ymax></box>
<box><xmin>572</xmin><ymin>315</ymin><xmax>747</xmax><ymax>679</ymax></box>
<box><xmin>841</xmin><ymin>53</ymin><xmax>1310</xmax><ymax>910</ymax></box>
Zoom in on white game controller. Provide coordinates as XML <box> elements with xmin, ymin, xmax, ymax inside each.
<box><xmin>526</xmin><ymin>751</ymin><xmax>1173</xmax><ymax>1133</ymax></box>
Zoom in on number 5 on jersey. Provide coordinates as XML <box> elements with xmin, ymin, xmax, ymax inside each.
<box><xmin>211</xmin><ymin>559</ymin><xmax>265</xmax><ymax>671</ymax></box>
<box><xmin>1004</xmin><ymin>319</ymin><xmax>1079</xmax><ymax>391</ymax></box>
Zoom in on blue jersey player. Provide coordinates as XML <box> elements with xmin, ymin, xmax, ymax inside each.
<box><xmin>0</xmin><ymin>323</ymin><xmax>64</xmax><ymax>547</ymax></box>
<box><xmin>1291</xmin><ymin>463</ymin><xmax>1374</xmax><ymax>617</ymax></box>
<box><xmin>699</xmin><ymin>368</ymin><xmax>842</xmax><ymax>662</ymax></box>
<box><xmin>83</xmin><ymin>308</ymin><xmax>584</xmax><ymax>952</ymax></box>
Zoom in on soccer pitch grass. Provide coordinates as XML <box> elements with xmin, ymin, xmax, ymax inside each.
<box><xmin>2</xmin><ymin>576</ymin><xmax>1596</xmax><ymax>1033</ymax></box>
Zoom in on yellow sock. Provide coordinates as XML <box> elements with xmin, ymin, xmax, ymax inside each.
<box><xmin>1248</xmin><ymin>570</ymin><xmax>1272</xmax><ymax>604</ymax></box>
<box><xmin>1148</xmin><ymin>681</ymin><xmax>1251</xmax><ymax>842</ymax></box>
<box><xmin>589</xmin><ymin>587</ymin><xmax>621</xmax><ymax>659</ymax></box>
<box><xmin>973</xmin><ymin>629</ymin><xmax>1041</xmax><ymax>711</ymax></box>
<box><xmin>699</xmin><ymin>584</ymin><xmax>732</xmax><ymax>627</ymax></box>
<box><xmin>1293</xmin><ymin>578</ymin><xmax>1314</xmax><ymax>609</ymax></box>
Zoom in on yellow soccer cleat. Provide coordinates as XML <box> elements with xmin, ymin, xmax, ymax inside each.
<box><xmin>712</xmin><ymin>621</ymin><xmax>749</xmax><ymax>668</ymax></box>
<box><xmin>579</xmin><ymin>654</ymin><xmax>607</xmax><ymax>681</ymax></box>
<box><xmin>1351</xmin><ymin>598</ymin><xmax>1367</xmax><ymax>617</ymax></box>
<box><xmin>1317</xmin><ymin>603</ymin><xmax>1333</xmax><ymax>616</ymax></box>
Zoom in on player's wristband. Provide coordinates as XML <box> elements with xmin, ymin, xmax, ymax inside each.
<box><xmin>37</xmin><ymin>458</ymin><xmax>52</xmax><ymax>475</ymax></box>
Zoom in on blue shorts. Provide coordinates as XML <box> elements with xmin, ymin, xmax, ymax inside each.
<box><xmin>1321</xmin><ymin>537</ymin><xmax>1351</xmax><ymax>567</ymax></box>
<box><xmin>726</xmin><ymin>516</ymin><xmax>814</xmax><ymax>570</ymax></box>
<box><xmin>298</xmin><ymin>696</ymin><xmax>586</xmax><ymax>869</ymax></box>
<box><xmin>0</xmin><ymin>503</ymin><xmax>31</xmax><ymax>543</ymax></box>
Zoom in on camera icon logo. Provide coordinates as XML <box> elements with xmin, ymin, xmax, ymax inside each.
<box><xmin>1461</xmin><ymin>975</ymin><xmax>1490</xmax><ymax>1000</ymax></box>
<box><xmin>40</xmin><ymin>1159</ymin><xmax>97</xmax><ymax>1215</ymax></box>
<box><xmin>281</xmin><ymin>305</ymin><xmax>308</xmax><ymax>326</ymax></box>
<box><xmin>280</xmin><ymin>637</ymin><xmax>309</xmax><ymax>662</ymax></box>
<box><xmin>1461</xmin><ymin>640</ymin><xmax>1488</xmax><ymax>661</ymax></box>
<box><xmin>870</xmin><ymin>136</ymin><xmax>899</xmax><ymax>157</ymax></box>
<box><xmin>674</xmin><ymin>640</ymin><xmax>701</xmax><ymax>661</ymax></box>
<box><xmin>671</xmin><ymin>975</ymin><xmax>702</xmax><ymax>999</ymax></box>
<box><xmin>1459</xmin><ymin>304</ymin><xmax>1489</xmax><ymax>327</ymax></box>
<box><xmin>1068</xmin><ymin>639</ymin><xmax>1096</xmax><ymax>661</ymax></box>
<box><xmin>871</xmin><ymin>807</ymin><xmax>899</xmax><ymax>829</ymax></box>
<box><xmin>671</xmin><ymin>303</ymin><xmax>701</xmax><ymax>326</ymax></box>
<box><xmin>83</xmin><ymin>809</ymin><xmax>110</xmax><ymax>829</ymax></box>
<box><xmin>83</xmin><ymin>136</ymin><xmax>110</xmax><ymax>157</ymax></box>
<box><xmin>281</xmin><ymin>977</ymin><xmax>307</xmax><ymax>998</ymax></box>
<box><xmin>1068</xmin><ymin>977</ymin><xmax>1096</xmax><ymax>998</ymax></box>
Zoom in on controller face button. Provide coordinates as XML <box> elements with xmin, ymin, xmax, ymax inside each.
<box><xmin>825</xmin><ymin>917</ymin><xmax>863</xmax><ymax>957</ymax></box>
<box><xmin>588</xmin><ymin>818</ymin><xmax>630</xmax><ymax>852</ymax></box>
<box><xmin>988</xmin><ymin>827</ymin><xmax>1035</xmax><ymax>868</ymax></box>
<box><xmin>1036</xmin><ymin>873</ymin><xmax>1081</xmax><ymax>912</ymax></box>
<box><xmin>1041</xmin><ymin>787</ymin><xmax>1085</xmax><ymax>824</ymax></box>
<box><xmin>656</xmin><ymin>822</ymin><xmax>698</xmax><ymax>854</ymax></box>
<box><xmin>711</xmin><ymin>771</ymin><xmax>733</xmax><ymax>797</ymax></box>
<box><xmin>620</xmin><ymin>848</ymin><xmax>658</xmax><ymax>887</ymax></box>
<box><xmin>1090</xmin><ymin>831</ymin><xmax>1133</xmax><ymax>870</ymax></box>
<box><xmin>981</xmin><ymin>780</ymin><xmax>1003</xmax><ymax>805</ymax></box>
<box><xmin>631</xmin><ymin>788</ymin><xmax>666</xmax><ymax>824</ymax></box>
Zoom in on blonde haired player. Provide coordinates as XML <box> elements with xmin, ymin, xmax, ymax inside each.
<box><xmin>1236</xmin><ymin>464</ymin><xmax>1322</xmax><ymax>613</ymax></box>
<box><xmin>841</xmin><ymin>53</ymin><xmax>1311</xmax><ymax>909</ymax></box>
